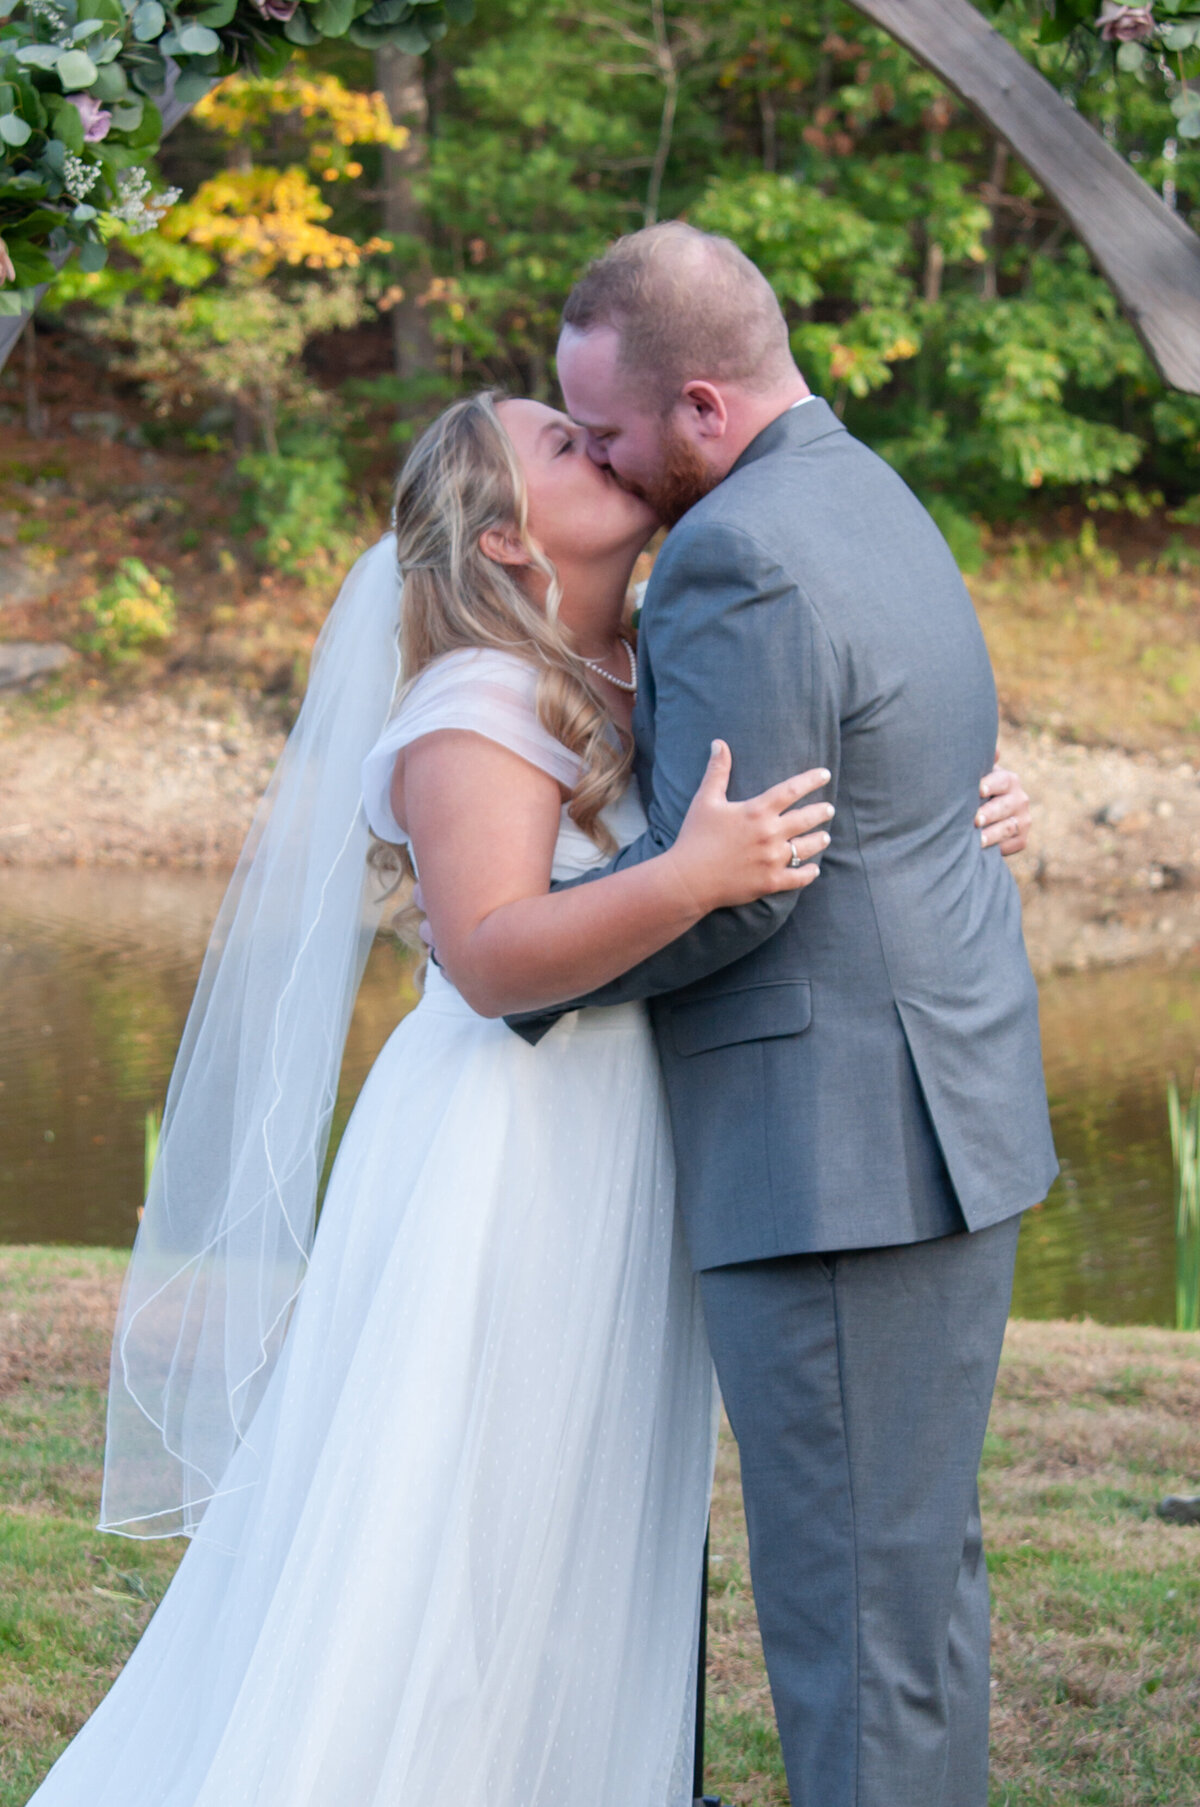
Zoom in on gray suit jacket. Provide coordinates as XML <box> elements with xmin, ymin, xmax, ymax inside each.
<box><xmin>510</xmin><ymin>400</ymin><xmax>1057</xmax><ymax>1268</ymax></box>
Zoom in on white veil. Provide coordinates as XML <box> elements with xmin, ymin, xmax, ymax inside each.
<box><xmin>99</xmin><ymin>535</ymin><xmax>403</xmax><ymax>1539</ymax></box>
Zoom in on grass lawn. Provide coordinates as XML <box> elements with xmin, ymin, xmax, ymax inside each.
<box><xmin>2</xmin><ymin>1247</ymin><xmax>1198</xmax><ymax>1806</ymax></box>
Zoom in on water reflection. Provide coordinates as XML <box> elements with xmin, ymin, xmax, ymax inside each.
<box><xmin>0</xmin><ymin>868</ymin><xmax>1196</xmax><ymax>1324</ymax></box>
<box><xmin>1014</xmin><ymin>963</ymin><xmax>1198</xmax><ymax>1327</ymax></box>
<box><xmin>0</xmin><ymin>868</ymin><xmax>418</xmax><ymax>1249</ymax></box>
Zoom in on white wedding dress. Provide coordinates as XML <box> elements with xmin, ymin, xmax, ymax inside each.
<box><xmin>29</xmin><ymin>647</ymin><xmax>717</xmax><ymax>1807</ymax></box>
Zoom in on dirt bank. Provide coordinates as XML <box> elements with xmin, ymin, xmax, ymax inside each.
<box><xmin>0</xmin><ymin>689</ymin><xmax>284</xmax><ymax>871</ymax></box>
<box><xmin>0</xmin><ymin>690</ymin><xmax>1197</xmax><ymax>977</ymax></box>
<box><xmin>998</xmin><ymin>725</ymin><xmax>1200</xmax><ymax>974</ymax></box>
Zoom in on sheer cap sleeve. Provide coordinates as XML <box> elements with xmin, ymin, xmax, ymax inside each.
<box><xmin>362</xmin><ymin>647</ymin><xmax>582</xmax><ymax>844</ymax></box>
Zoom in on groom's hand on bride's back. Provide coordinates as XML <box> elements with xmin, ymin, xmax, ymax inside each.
<box><xmin>977</xmin><ymin>756</ymin><xmax>1031</xmax><ymax>856</ymax></box>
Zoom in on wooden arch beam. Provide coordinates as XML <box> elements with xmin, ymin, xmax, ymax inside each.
<box><xmin>846</xmin><ymin>0</ymin><xmax>1200</xmax><ymax>393</ymax></box>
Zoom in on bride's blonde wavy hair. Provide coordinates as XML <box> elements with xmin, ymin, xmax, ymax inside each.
<box><xmin>370</xmin><ymin>391</ymin><xmax>634</xmax><ymax>933</ymax></box>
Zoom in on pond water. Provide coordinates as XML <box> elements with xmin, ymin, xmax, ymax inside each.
<box><xmin>1</xmin><ymin>867</ymin><xmax>1196</xmax><ymax>1326</ymax></box>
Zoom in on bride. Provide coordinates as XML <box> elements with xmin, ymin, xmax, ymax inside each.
<box><xmin>27</xmin><ymin>391</ymin><xmax>1029</xmax><ymax>1807</ymax></box>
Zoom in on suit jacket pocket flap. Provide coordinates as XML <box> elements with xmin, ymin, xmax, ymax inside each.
<box><xmin>669</xmin><ymin>980</ymin><xmax>812</xmax><ymax>1058</ymax></box>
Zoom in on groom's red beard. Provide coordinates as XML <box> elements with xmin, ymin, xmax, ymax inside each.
<box><xmin>618</xmin><ymin>423</ymin><xmax>719</xmax><ymax>528</ymax></box>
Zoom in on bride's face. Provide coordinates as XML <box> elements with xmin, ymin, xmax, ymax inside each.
<box><xmin>496</xmin><ymin>398</ymin><xmax>658</xmax><ymax>567</ymax></box>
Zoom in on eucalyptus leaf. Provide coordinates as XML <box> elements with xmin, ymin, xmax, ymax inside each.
<box><xmin>310</xmin><ymin>0</ymin><xmax>357</xmax><ymax>36</ymax></box>
<box><xmin>156</xmin><ymin>29</ymin><xmax>183</xmax><ymax>53</ymax></box>
<box><xmin>0</xmin><ymin>173</ymin><xmax>49</xmax><ymax>197</ymax></box>
<box><xmin>121</xmin><ymin>98</ymin><xmax>162</xmax><ymax>144</ymax></box>
<box><xmin>177</xmin><ymin>22</ymin><xmax>221</xmax><ymax>53</ymax></box>
<box><xmin>348</xmin><ymin>13</ymin><xmax>427</xmax><ymax>46</ymax></box>
<box><xmin>78</xmin><ymin>238</ymin><xmax>108</xmax><ymax>272</ymax></box>
<box><xmin>283</xmin><ymin>10</ymin><xmax>324</xmax><ymax>43</ymax></box>
<box><xmin>0</xmin><ymin>292</ymin><xmax>31</xmax><ymax>316</ymax></box>
<box><xmin>72</xmin><ymin>201</ymin><xmax>98</xmax><ymax>220</ymax></box>
<box><xmin>56</xmin><ymin>49</ymin><xmax>99</xmax><ymax>89</ymax></box>
<box><xmin>193</xmin><ymin>0</ymin><xmax>238</xmax><ymax>24</ymax></box>
<box><xmin>0</xmin><ymin>112</ymin><xmax>32</xmax><ymax>147</ymax></box>
<box><xmin>78</xmin><ymin>0</ymin><xmax>128</xmax><ymax>25</ymax></box>
<box><xmin>1180</xmin><ymin>111</ymin><xmax>1200</xmax><ymax>137</ymax></box>
<box><xmin>72</xmin><ymin>19</ymin><xmax>108</xmax><ymax>40</ymax></box>
<box><xmin>110</xmin><ymin>96</ymin><xmax>144</xmax><ymax>128</ymax></box>
<box><xmin>244</xmin><ymin>31</ymin><xmax>293</xmax><ymax>76</ymax></box>
<box><xmin>131</xmin><ymin>0</ymin><xmax>166</xmax><ymax>39</ymax></box>
<box><xmin>128</xmin><ymin>47</ymin><xmax>168</xmax><ymax>95</ymax></box>
<box><xmin>171</xmin><ymin>67</ymin><xmax>215</xmax><ymax>105</ymax></box>
<box><xmin>8</xmin><ymin>242</ymin><xmax>57</xmax><ymax>285</ymax></box>
<box><xmin>1115</xmin><ymin>40</ymin><xmax>1147</xmax><ymax>71</ymax></box>
<box><xmin>90</xmin><ymin>60</ymin><xmax>130</xmax><ymax>99</ymax></box>
<box><xmin>15</xmin><ymin>45</ymin><xmax>65</xmax><ymax>70</ymax></box>
<box><xmin>361</xmin><ymin>0</ymin><xmax>411</xmax><ymax>24</ymax></box>
<box><xmin>50</xmin><ymin>97</ymin><xmax>86</xmax><ymax>150</ymax></box>
<box><xmin>92</xmin><ymin>37</ymin><xmax>125</xmax><ymax>63</ymax></box>
<box><xmin>98</xmin><ymin>141</ymin><xmax>141</xmax><ymax>169</ymax></box>
<box><xmin>1161</xmin><ymin>21</ymin><xmax>1200</xmax><ymax>48</ymax></box>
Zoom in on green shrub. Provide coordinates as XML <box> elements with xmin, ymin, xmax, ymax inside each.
<box><xmin>77</xmin><ymin>559</ymin><xmax>176</xmax><ymax>665</ymax></box>
<box><xmin>925</xmin><ymin>497</ymin><xmax>985</xmax><ymax>575</ymax></box>
<box><xmin>236</xmin><ymin>443</ymin><xmax>357</xmax><ymax>580</ymax></box>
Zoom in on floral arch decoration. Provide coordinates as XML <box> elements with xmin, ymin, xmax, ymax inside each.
<box><xmin>0</xmin><ymin>0</ymin><xmax>467</xmax><ymax>313</ymax></box>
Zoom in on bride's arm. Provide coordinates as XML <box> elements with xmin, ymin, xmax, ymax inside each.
<box><xmin>399</xmin><ymin>728</ymin><xmax>831</xmax><ymax>1019</ymax></box>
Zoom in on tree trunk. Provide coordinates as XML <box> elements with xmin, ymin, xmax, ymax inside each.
<box><xmin>981</xmin><ymin>137</ymin><xmax>1008</xmax><ymax>302</ymax></box>
<box><xmin>374</xmin><ymin>45</ymin><xmax>434</xmax><ymax>390</ymax></box>
<box><xmin>21</xmin><ymin>317</ymin><xmax>47</xmax><ymax>439</ymax></box>
<box><xmin>845</xmin><ymin>0</ymin><xmax>1200</xmax><ymax>394</ymax></box>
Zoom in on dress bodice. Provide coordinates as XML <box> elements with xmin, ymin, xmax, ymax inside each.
<box><xmin>361</xmin><ymin>647</ymin><xmax>647</xmax><ymax>882</ymax></box>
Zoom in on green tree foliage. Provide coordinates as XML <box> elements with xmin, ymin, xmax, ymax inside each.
<box><xmin>399</xmin><ymin>0</ymin><xmax>1200</xmax><ymax>516</ymax></box>
<box><xmin>57</xmin><ymin>0</ymin><xmax>1200</xmax><ymax>523</ymax></box>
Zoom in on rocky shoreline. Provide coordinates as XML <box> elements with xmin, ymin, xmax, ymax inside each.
<box><xmin>0</xmin><ymin>690</ymin><xmax>1197</xmax><ymax>978</ymax></box>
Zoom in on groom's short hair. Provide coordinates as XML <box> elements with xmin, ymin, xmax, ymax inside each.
<box><xmin>562</xmin><ymin>222</ymin><xmax>793</xmax><ymax>407</ymax></box>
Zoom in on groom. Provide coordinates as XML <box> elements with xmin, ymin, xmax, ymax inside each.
<box><xmin>509</xmin><ymin>223</ymin><xmax>1057</xmax><ymax>1806</ymax></box>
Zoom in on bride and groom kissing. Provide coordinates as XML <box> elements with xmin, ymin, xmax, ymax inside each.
<box><xmin>30</xmin><ymin>222</ymin><xmax>1055</xmax><ymax>1807</ymax></box>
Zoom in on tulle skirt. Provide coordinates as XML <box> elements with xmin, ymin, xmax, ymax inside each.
<box><xmin>29</xmin><ymin>964</ymin><xmax>717</xmax><ymax>1807</ymax></box>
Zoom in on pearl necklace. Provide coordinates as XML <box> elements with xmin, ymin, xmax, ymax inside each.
<box><xmin>579</xmin><ymin>635</ymin><xmax>637</xmax><ymax>695</ymax></box>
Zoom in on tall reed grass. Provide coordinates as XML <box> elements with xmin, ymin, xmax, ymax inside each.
<box><xmin>140</xmin><ymin>1108</ymin><xmax>160</xmax><ymax>1227</ymax></box>
<box><xmin>1168</xmin><ymin>1077</ymin><xmax>1200</xmax><ymax>1331</ymax></box>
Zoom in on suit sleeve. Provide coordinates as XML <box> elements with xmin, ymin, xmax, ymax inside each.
<box><xmin>507</xmin><ymin>519</ymin><xmax>841</xmax><ymax>1043</ymax></box>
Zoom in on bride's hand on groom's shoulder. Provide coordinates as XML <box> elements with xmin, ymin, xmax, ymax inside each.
<box><xmin>667</xmin><ymin>741</ymin><xmax>834</xmax><ymax>915</ymax></box>
<box><xmin>977</xmin><ymin>756</ymin><xmax>1031</xmax><ymax>856</ymax></box>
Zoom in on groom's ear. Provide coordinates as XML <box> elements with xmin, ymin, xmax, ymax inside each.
<box><xmin>678</xmin><ymin>381</ymin><xmax>728</xmax><ymax>440</ymax></box>
<box><xmin>479</xmin><ymin>526</ymin><xmax>532</xmax><ymax>568</ymax></box>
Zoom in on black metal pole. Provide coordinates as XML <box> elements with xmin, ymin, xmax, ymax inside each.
<box><xmin>693</xmin><ymin>1523</ymin><xmax>720</xmax><ymax>1806</ymax></box>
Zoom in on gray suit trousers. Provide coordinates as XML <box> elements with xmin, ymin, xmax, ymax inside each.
<box><xmin>699</xmin><ymin>1214</ymin><xmax>1021</xmax><ymax>1807</ymax></box>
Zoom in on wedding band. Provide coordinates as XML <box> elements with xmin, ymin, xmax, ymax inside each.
<box><xmin>787</xmin><ymin>839</ymin><xmax>804</xmax><ymax>869</ymax></box>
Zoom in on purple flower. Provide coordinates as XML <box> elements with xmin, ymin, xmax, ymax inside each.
<box><xmin>1097</xmin><ymin>2</ymin><xmax>1156</xmax><ymax>42</ymax></box>
<box><xmin>0</xmin><ymin>236</ymin><xmax>15</xmax><ymax>286</ymax></box>
<box><xmin>67</xmin><ymin>94</ymin><xmax>113</xmax><ymax>143</ymax></box>
<box><xmin>250</xmin><ymin>0</ymin><xmax>300</xmax><ymax>18</ymax></box>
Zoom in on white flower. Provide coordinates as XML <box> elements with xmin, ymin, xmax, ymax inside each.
<box><xmin>109</xmin><ymin>167</ymin><xmax>182</xmax><ymax>236</ymax></box>
<box><xmin>63</xmin><ymin>152</ymin><xmax>100</xmax><ymax>200</ymax></box>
